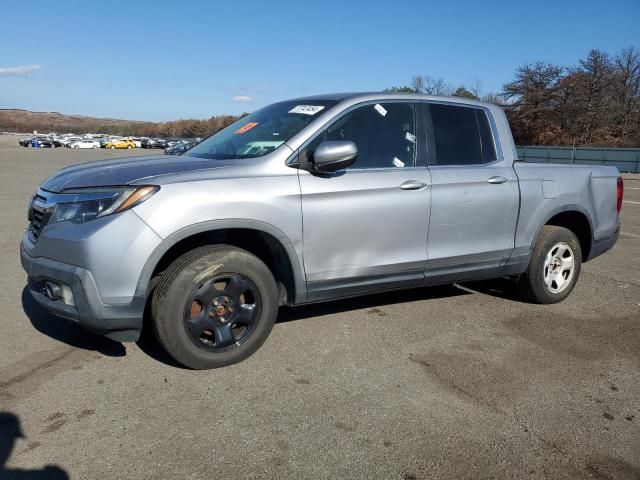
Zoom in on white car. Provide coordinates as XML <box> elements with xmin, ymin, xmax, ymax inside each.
<box><xmin>60</xmin><ymin>137</ymin><xmax>82</xmax><ymax>147</ymax></box>
<box><xmin>130</xmin><ymin>137</ymin><xmax>147</xmax><ymax>148</ymax></box>
<box><xmin>69</xmin><ymin>139</ymin><xmax>100</xmax><ymax>149</ymax></box>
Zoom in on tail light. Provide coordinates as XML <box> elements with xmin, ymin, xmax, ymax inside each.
<box><xmin>617</xmin><ymin>177</ymin><xmax>623</xmax><ymax>214</ymax></box>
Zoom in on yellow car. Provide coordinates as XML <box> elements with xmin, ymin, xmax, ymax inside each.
<box><xmin>104</xmin><ymin>139</ymin><xmax>136</xmax><ymax>149</ymax></box>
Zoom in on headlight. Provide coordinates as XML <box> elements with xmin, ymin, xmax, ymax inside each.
<box><xmin>49</xmin><ymin>185</ymin><xmax>159</xmax><ymax>224</ymax></box>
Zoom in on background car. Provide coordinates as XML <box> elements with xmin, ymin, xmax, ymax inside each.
<box><xmin>104</xmin><ymin>138</ymin><xmax>136</xmax><ymax>149</ymax></box>
<box><xmin>69</xmin><ymin>139</ymin><xmax>100</xmax><ymax>149</ymax></box>
<box><xmin>23</xmin><ymin>136</ymin><xmax>55</xmax><ymax>148</ymax></box>
<box><xmin>141</xmin><ymin>138</ymin><xmax>167</xmax><ymax>149</ymax></box>
<box><xmin>56</xmin><ymin>136</ymin><xmax>82</xmax><ymax>148</ymax></box>
<box><xmin>164</xmin><ymin>140</ymin><xmax>196</xmax><ymax>155</ymax></box>
<box><xmin>129</xmin><ymin>137</ymin><xmax>147</xmax><ymax>148</ymax></box>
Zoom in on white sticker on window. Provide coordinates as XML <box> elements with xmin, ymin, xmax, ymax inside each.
<box><xmin>374</xmin><ymin>104</ymin><xmax>387</xmax><ymax>117</ymax></box>
<box><xmin>288</xmin><ymin>105</ymin><xmax>325</xmax><ymax>115</ymax></box>
<box><xmin>392</xmin><ymin>157</ymin><xmax>405</xmax><ymax>168</ymax></box>
<box><xmin>405</xmin><ymin>132</ymin><xmax>416</xmax><ymax>143</ymax></box>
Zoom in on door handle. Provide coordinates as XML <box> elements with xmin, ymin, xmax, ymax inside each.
<box><xmin>400</xmin><ymin>180</ymin><xmax>427</xmax><ymax>190</ymax></box>
<box><xmin>487</xmin><ymin>176</ymin><xmax>508</xmax><ymax>184</ymax></box>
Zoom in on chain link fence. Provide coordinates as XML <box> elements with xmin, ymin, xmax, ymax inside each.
<box><xmin>516</xmin><ymin>146</ymin><xmax>640</xmax><ymax>173</ymax></box>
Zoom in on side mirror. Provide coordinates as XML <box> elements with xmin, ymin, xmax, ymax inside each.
<box><xmin>312</xmin><ymin>141</ymin><xmax>358</xmax><ymax>173</ymax></box>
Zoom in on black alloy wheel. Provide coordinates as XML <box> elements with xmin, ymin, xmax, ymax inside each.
<box><xmin>184</xmin><ymin>274</ymin><xmax>261</xmax><ymax>352</ymax></box>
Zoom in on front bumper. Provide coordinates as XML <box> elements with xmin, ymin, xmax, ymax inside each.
<box><xmin>21</xmin><ymin>246</ymin><xmax>145</xmax><ymax>341</ymax></box>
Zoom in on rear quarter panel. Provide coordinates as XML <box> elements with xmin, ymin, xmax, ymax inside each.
<box><xmin>513</xmin><ymin>163</ymin><xmax>620</xmax><ymax>258</ymax></box>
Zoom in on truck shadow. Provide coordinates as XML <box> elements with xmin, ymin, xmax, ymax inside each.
<box><xmin>277</xmin><ymin>284</ymin><xmax>468</xmax><ymax>323</ymax></box>
<box><xmin>459</xmin><ymin>278</ymin><xmax>529</xmax><ymax>303</ymax></box>
<box><xmin>138</xmin><ymin>284</ymin><xmax>471</xmax><ymax>368</ymax></box>
<box><xmin>22</xmin><ymin>283</ymin><xmax>475</xmax><ymax>369</ymax></box>
<box><xmin>21</xmin><ymin>287</ymin><xmax>126</xmax><ymax>358</ymax></box>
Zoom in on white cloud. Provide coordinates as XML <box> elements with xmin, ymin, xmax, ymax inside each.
<box><xmin>0</xmin><ymin>64</ymin><xmax>42</xmax><ymax>77</ymax></box>
<box><xmin>232</xmin><ymin>95</ymin><xmax>252</xmax><ymax>102</ymax></box>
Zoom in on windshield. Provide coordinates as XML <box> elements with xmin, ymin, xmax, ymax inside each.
<box><xmin>184</xmin><ymin>100</ymin><xmax>337</xmax><ymax>159</ymax></box>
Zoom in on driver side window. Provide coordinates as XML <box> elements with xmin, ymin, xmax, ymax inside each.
<box><xmin>304</xmin><ymin>102</ymin><xmax>416</xmax><ymax>169</ymax></box>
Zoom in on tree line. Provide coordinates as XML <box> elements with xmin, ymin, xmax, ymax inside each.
<box><xmin>95</xmin><ymin>115</ymin><xmax>243</xmax><ymax>138</ymax></box>
<box><xmin>386</xmin><ymin>47</ymin><xmax>640</xmax><ymax>147</ymax></box>
<box><xmin>0</xmin><ymin>110</ymin><xmax>243</xmax><ymax>139</ymax></box>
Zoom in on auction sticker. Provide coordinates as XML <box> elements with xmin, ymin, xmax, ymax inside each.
<box><xmin>289</xmin><ymin>105</ymin><xmax>325</xmax><ymax>115</ymax></box>
<box><xmin>392</xmin><ymin>157</ymin><xmax>405</xmax><ymax>168</ymax></box>
<box><xmin>235</xmin><ymin>122</ymin><xmax>259</xmax><ymax>134</ymax></box>
<box><xmin>374</xmin><ymin>104</ymin><xmax>387</xmax><ymax>116</ymax></box>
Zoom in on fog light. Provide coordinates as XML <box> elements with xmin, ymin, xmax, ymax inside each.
<box><xmin>60</xmin><ymin>284</ymin><xmax>74</xmax><ymax>305</ymax></box>
<box><xmin>44</xmin><ymin>281</ymin><xmax>62</xmax><ymax>301</ymax></box>
<box><xmin>42</xmin><ymin>281</ymin><xmax>75</xmax><ymax>306</ymax></box>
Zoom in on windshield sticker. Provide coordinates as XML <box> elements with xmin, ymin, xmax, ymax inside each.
<box><xmin>374</xmin><ymin>104</ymin><xmax>387</xmax><ymax>117</ymax></box>
<box><xmin>235</xmin><ymin>122</ymin><xmax>259</xmax><ymax>134</ymax></box>
<box><xmin>392</xmin><ymin>157</ymin><xmax>405</xmax><ymax>168</ymax></box>
<box><xmin>288</xmin><ymin>105</ymin><xmax>325</xmax><ymax>115</ymax></box>
<box><xmin>405</xmin><ymin>132</ymin><xmax>416</xmax><ymax>144</ymax></box>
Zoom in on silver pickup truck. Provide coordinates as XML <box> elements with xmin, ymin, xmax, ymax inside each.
<box><xmin>20</xmin><ymin>93</ymin><xmax>623</xmax><ymax>369</ymax></box>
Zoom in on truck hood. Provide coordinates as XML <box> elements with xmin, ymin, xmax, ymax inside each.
<box><xmin>40</xmin><ymin>155</ymin><xmax>232</xmax><ymax>192</ymax></box>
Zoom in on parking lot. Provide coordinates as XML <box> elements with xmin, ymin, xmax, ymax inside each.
<box><xmin>0</xmin><ymin>134</ymin><xmax>638</xmax><ymax>479</ymax></box>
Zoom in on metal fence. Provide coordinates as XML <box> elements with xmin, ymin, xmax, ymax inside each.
<box><xmin>516</xmin><ymin>146</ymin><xmax>640</xmax><ymax>173</ymax></box>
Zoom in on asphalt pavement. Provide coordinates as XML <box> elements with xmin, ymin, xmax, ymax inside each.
<box><xmin>0</xmin><ymin>135</ymin><xmax>638</xmax><ymax>479</ymax></box>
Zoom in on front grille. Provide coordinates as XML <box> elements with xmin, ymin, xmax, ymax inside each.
<box><xmin>28</xmin><ymin>194</ymin><xmax>52</xmax><ymax>241</ymax></box>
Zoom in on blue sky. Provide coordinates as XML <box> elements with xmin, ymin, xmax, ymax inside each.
<box><xmin>1</xmin><ymin>0</ymin><xmax>638</xmax><ymax>121</ymax></box>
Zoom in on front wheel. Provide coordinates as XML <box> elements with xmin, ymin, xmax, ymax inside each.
<box><xmin>151</xmin><ymin>245</ymin><xmax>279</xmax><ymax>369</ymax></box>
<box><xmin>110</xmin><ymin>145</ymin><xmax>116</xmax><ymax>149</ymax></box>
<box><xmin>517</xmin><ymin>225</ymin><xmax>582</xmax><ymax>304</ymax></box>
<box><xmin>127</xmin><ymin>145</ymin><xmax>132</xmax><ymax>149</ymax></box>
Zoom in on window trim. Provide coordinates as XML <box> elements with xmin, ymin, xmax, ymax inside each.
<box><xmin>419</xmin><ymin>100</ymin><xmax>503</xmax><ymax>168</ymax></box>
<box><xmin>288</xmin><ymin>99</ymin><xmax>420</xmax><ymax>172</ymax></box>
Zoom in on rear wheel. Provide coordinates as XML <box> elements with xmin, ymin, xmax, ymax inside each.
<box><xmin>518</xmin><ymin>225</ymin><xmax>582</xmax><ymax>304</ymax></box>
<box><xmin>127</xmin><ymin>145</ymin><xmax>132</xmax><ymax>149</ymax></box>
<box><xmin>110</xmin><ymin>145</ymin><xmax>115</xmax><ymax>149</ymax></box>
<box><xmin>151</xmin><ymin>245</ymin><xmax>279</xmax><ymax>369</ymax></box>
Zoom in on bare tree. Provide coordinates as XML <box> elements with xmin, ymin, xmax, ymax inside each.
<box><xmin>502</xmin><ymin>61</ymin><xmax>563</xmax><ymax>144</ymax></box>
<box><xmin>612</xmin><ymin>47</ymin><xmax>640</xmax><ymax>140</ymax></box>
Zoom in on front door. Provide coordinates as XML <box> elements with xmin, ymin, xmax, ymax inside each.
<box><xmin>298</xmin><ymin>102</ymin><xmax>431</xmax><ymax>301</ymax></box>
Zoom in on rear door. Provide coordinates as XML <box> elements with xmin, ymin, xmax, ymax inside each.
<box><xmin>298</xmin><ymin>101</ymin><xmax>431</xmax><ymax>300</ymax></box>
<box><xmin>421</xmin><ymin>102</ymin><xmax>518</xmax><ymax>278</ymax></box>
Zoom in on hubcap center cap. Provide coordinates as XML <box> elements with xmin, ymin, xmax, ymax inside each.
<box><xmin>212</xmin><ymin>295</ymin><xmax>235</xmax><ymax>322</ymax></box>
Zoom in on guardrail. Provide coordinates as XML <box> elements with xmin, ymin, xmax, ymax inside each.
<box><xmin>516</xmin><ymin>146</ymin><xmax>640</xmax><ymax>174</ymax></box>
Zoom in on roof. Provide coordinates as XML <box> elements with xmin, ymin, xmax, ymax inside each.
<box><xmin>286</xmin><ymin>92</ymin><xmax>496</xmax><ymax>109</ymax></box>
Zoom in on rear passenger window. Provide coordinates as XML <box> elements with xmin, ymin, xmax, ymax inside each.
<box><xmin>476</xmin><ymin>110</ymin><xmax>497</xmax><ymax>163</ymax></box>
<box><xmin>306</xmin><ymin>103</ymin><xmax>416</xmax><ymax>169</ymax></box>
<box><xmin>428</xmin><ymin>104</ymin><xmax>497</xmax><ymax>166</ymax></box>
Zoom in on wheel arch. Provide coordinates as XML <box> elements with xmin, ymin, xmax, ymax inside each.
<box><xmin>135</xmin><ymin>220</ymin><xmax>306</xmax><ymax>305</ymax></box>
<box><xmin>534</xmin><ymin>206</ymin><xmax>594</xmax><ymax>261</ymax></box>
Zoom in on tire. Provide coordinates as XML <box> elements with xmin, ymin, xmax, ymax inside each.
<box><xmin>151</xmin><ymin>245</ymin><xmax>279</xmax><ymax>369</ymax></box>
<box><xmin>73</xmin><ymin>145</ymin><xmax>79</xmax><ymax>149</ymax></box>
<box><xmin>110</xmin><ymin>145</ymin><xmax>116</xmax><ymax>149</ymax></box>
<box><xmin>93</xmin><ymin>145</ymin><xmax>98</xmax><ymax>149</ymax></box>
<box><xmin>518</xmin><ymin>225</ymin><xmax>582</xmax><ymax>304</ymax></box>
<box><xmin>127</xmin><ymin>145</ymin><xmax>132</xmax><ymax>149</ymax></box>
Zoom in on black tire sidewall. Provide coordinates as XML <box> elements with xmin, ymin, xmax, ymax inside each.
<box><xmin>153</xmin><ymin>247</ymin><xmax>278</xmax><ymax>369</ymax></box>
<box><xmin>524</xmin><ymin>226</ymin><xmax>582</xmax><ymax>304</ymax></box>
